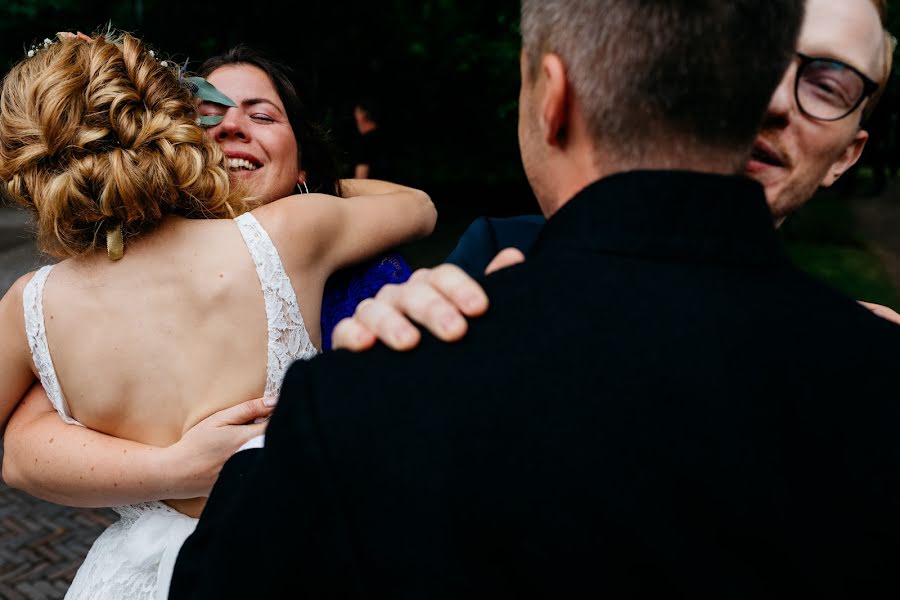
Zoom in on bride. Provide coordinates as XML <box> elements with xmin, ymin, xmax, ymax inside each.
<box><xmin>0</xmin><ymin>30</ymin><xmax>435</xmax><ymax>600</ymax></box>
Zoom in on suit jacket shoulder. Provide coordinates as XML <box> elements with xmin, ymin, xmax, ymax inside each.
<box><xmin>445</xmin><ymin>214</ymin><xmax>544</xmax><ymax>277</ymax></box>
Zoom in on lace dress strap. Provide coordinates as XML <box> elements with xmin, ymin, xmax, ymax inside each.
<box><xmin>234</xmin><ymin>213</ymin><xmax>318</xmax><ymax>401</ymax></box>
<box><xmin>22</xmin><ymin>264</ymin><xmax>83</xmax><ymax>427</ymax></box>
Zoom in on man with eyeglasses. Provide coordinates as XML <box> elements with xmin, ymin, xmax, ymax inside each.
<box><xmin>754</xmin><ymin>0</ymin><xmax>893</xmax><ymax>224</ymax></box>
<box><xmin>331</xmin><ymin>0</ymin><xmax>898</xmax><ymax>351</ymax></box>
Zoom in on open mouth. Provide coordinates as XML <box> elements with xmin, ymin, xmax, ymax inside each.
<box><xmin>750</xmin><ymin>141</ymin><xmax>786</xmax><ymax>168</ymax></box>
<box><xmin>227</xmin><ymin>157</ymin><xmax>260</xmax><ymax>171</ymax></box>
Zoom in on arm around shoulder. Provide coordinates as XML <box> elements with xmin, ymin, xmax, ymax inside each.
<box><xmin>259</xmin><ymin>179</ymin><xmax>436</xmax><ymax>274</ymax></box>
<box><xmin>336</xmin><ymin>177</ymin><xmax>436</xmax><ymax>244</ymax></box>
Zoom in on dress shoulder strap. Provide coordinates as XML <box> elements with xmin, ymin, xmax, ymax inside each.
<box><xmin>22</xmin><ymin>265</ymin><xmax>83</xmax><ymax>426</ymax></box>
<box><xmin>234</xmin><ymin>213</ymin><xmax>318</xmax><ymax>401</ymax></box>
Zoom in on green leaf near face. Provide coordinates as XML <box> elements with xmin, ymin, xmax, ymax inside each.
<box><xmin>185</xmin><ymin>76</ymin><xmax>237</xmax><ymax>107</ymax></box>
<box><xmin>198</xmin><ymin>114</ymin><xmax>224</xmax><ymax>126</ymax></box>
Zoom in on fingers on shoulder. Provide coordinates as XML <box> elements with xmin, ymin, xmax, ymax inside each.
<box><xmin>332</xmin><ymin>317</ymin><xmax>377</xmax><ymax>352</ymax></box>
<box><xmin>353</xmin><ymin>296</ymin><xmax>422</xmax><ymax>349</ymax></box>
<box><xmin>426</xmin><ymin>263</ymin><xmax>489</xmax><ymax>316</ymax></box>
<box><xmin>485</xmin><ymin>247</ymin><xmax>526</xmax><ymax>275</ymax></box>
<box><xmin>400</xmin><ymin>265</ymin><xmax>487</xmax><ymax>314</ymax></box>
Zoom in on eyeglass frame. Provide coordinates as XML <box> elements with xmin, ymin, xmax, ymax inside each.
<box><xmin>794</xmin><ymin>52</ymin><xmax>879</xmax><ymax>122</ymax></box>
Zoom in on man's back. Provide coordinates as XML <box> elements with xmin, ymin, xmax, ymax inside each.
<box><xmin>172</xmin><ymin>172</ymin><xmax>900</xmax><ymax>598</ymax></box>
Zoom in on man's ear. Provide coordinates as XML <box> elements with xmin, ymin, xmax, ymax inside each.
<box><xmin>821</xmin><ymin>130</ymin><xmax>869</xmax><ymax>187</ymax></box>
<box><xmin>539</xmin><ymin>54</ymin><xmax>569</xmax><ymax>148</ymax></box>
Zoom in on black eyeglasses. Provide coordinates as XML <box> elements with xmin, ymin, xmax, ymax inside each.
<box><xmin>794</xmin><ymin>52</ymin><xmax>879</xmax><ymax>122</ymax></box>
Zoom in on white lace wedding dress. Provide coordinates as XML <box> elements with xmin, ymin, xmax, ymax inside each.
<box><xmin>23</xmin><ymin>213</ymin><xmax>318</xmax><ymax>600</ymax></box>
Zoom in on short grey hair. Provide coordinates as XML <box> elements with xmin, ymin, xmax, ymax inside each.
<box><xmin>520</xmin><ymin>0</ymin><xmax>805</xmax><ymax>165</ymax></box>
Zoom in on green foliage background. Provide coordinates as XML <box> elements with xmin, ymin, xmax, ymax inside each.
<box><xmin>1</xmin><ymin>1</ymin><xmax>898</xmax><ymax>300</ymax></box>
<box><xmin>0</xmin><ymin>1</ymin><xmax>896</xmax><ymax>215</ymax></box>
<box><xmin>0</xmin><ymin>0</ymin><xmax>525</xmax><ymax>191</ymax></box>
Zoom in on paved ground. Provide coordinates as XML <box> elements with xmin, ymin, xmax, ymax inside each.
<box><xmin>0</xmin><ymin>204</ymin><xmax>115</xmax><ymax>599</ymax></box>
<box><xmin>0</xmin><ymin>479</ymin><xmax>114</xmax><ymax>599</ymax></box>
<box><xmin>0</xmin><ymin>182</ymin><xmax>897</xmax><ymax>598</ymax></box>
<box><xmin>0</xmin><ymin>208</ymin><xmax>48</xmax><ymax>295</ymax></box>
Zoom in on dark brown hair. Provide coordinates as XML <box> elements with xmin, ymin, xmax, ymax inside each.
<box><xmin>199</xmin><ymin>45</ymin><xmax>342</xmax><ymax>197</ymax></box>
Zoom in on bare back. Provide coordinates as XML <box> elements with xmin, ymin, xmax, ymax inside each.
<box><xmin>35</xmin><ymin>215</ymin><xmax>321</xmax><ymax>448</ymax></box>
<box><xmin>2</xmin><ymin>184</ymin><xmax>433</xmax><ymax>518</ymax></box>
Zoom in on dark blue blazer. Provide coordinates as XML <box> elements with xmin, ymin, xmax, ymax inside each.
<box><xmin>445</xmin><ymin>215</ymin><xmax>545</xmax><ymax>277</ymax></box>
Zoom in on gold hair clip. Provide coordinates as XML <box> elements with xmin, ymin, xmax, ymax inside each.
<box><xmin>106</xmin><ymin>224</ymin><xmax>124</xmax><ymax>261</ymax></box>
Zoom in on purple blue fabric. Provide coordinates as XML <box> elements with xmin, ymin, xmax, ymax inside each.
<box><xmin>320</xmin><ymin>253</ymin><xmax>413</xmax><ymax>351</ymax></box>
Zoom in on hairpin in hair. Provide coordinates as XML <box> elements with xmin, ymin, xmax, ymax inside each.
<box><xmin>26</xmin><ymin>37</ymin><xmax>55</xmax><ymax>57</ymax></box>
<box><xmin>27</xmin><ymin>31</ymin><xmax>93</xmax><ymax>58</ymax></box>
<box><xmin>25</xmin><ymin>29</ymin><xmax>236</xmax><ymax>130</ymax></box>
<box><xmin>106</xmin><ymin>224</ymin><xmax>124</xmax><ymax>261</ymax></box>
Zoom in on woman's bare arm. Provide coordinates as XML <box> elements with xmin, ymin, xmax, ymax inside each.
<box><xmin>3</xmin><ymin>383</ymin><xmax>273</xmax><ymax>507</ymax></box>
<box><xmin>258</xmin><ymin>178</ymin><xmax>436</xmax><ymax>276</ymax></box>
<box><xmin>0</xmin><ymin>273</ymin><xmax>40</xmax><ymax>433</ymax></box>
<box><xmin>325</xmin><ymin>178</ymin><xmax>436</xmax><ymax>269</ymax></box>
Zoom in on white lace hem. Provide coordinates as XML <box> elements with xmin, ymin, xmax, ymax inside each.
<box><xmin>65</xmin><ymin>501</ymin><xmax>197</xmax><ymax>600</ymax></box>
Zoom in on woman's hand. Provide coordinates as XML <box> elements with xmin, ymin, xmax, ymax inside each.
<box><xmin>3</xmin><ymin>385</ymin><xmax>274</xmax><ymax>507</ymax></box>
<box><xmin>165</xmin><ymin>398</ymin><xmax>273</xmax><ymax>498</ymax></box>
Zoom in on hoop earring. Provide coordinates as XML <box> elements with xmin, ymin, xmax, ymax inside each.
<box><xmin>295</xmin><ymin>181</ymin><xmax>309</xmax><ymax>194</ymax></box>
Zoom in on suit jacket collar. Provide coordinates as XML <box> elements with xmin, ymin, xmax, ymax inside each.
<box><xmin>532</xmin><ymin>170</ymin><xmax>786</xmax><ymax>266</ymax></box>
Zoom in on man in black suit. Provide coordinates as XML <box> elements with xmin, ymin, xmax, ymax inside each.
<box><xmin>171</xmin><ymin>1</ymin><xmax>900</xmax><ymax>597</ymax></box>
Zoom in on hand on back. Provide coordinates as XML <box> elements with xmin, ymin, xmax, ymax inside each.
<box><xmin>168</xmin><ymin>397</ymin><xmax>274</xmax><ymax>498</ymax></box>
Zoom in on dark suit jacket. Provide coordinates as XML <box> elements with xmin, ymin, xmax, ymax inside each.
<box><xmin>171</xmin><ymin>171</ymin><xmax>900</xmax><ymax>599</ymax></box>
<box><xmin>445</xmin><ymin>215</ymin><xmax>545</xmax><ymax>278</ymax></box>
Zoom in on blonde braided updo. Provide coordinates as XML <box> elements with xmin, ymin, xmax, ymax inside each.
<box><xmin>0</xmin><ymin>30</ymin><xmax>251</xmax><ymax>258</ymax></box>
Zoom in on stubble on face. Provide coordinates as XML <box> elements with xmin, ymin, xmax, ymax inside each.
<box><xmin>747</xmin><ymin>0</ymin><xmax>885</xmax><ymax>222</ymax></box>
